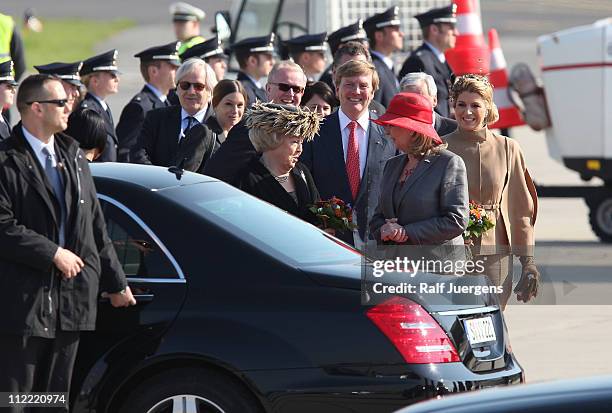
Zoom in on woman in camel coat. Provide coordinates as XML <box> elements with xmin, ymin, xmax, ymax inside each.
<box><xmin>445</xmin><ymin>74</ymin><xmax>539</xmax><ymax>308</ymax></box>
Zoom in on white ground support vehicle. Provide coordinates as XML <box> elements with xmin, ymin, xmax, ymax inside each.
<box><xmin>512</xmin><ymin>18</ymin><xmax>612</xmax><ymax>242</ymax></box>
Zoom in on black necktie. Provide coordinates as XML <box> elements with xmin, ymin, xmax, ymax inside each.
<box><xmin>185</xmin><ymin>116</ymin><xmax>198</xmax><ymax>132</ymax></box>
<box><xmin>105</xmin><ymin>104</ymin><xmax>115</xmax><ymax>128</ymax></box>
<box><xmin>42</xmin><ymin>147</ymin><xmax>67</xmax><ymax>246</ymax></box>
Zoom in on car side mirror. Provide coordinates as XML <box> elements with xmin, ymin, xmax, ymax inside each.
<box><xmin>215</xmin><ymin>11</ymin><xmax>231</xmax><ymax>42</ymax></box>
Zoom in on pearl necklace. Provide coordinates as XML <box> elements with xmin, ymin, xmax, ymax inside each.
<box><xmin>274</xmin><ymin>174</ymin><xmax>289</xmax><ymax>183</ymax></box>
<box><xmin>260</xmin><ymin>157</ymin><xmax>290</xmax><ymax>183</ymax></box>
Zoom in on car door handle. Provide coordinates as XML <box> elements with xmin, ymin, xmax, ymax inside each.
<box><xmin>133</xmin><ymin>293</ymin><xmax>154</xmax><ymax>302</ymax></box>
<box><xmin>99</xmin><ymin>293</ymin><xmax>154</xmax><ymax>304</ymax></box>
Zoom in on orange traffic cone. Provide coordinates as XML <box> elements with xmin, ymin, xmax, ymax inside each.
<box><xmin>487</xmin><ymin>28</ymin><xmax>525</xmax><ymax>129</ymax></box>
<box><xmin>445</xmin><ymin>0</ymin><xmax>489</xmax><ymax>75</ymax></box>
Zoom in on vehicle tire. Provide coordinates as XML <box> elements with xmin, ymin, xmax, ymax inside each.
<box><xmin>117</xmin><ymin>367</ymin><xmax>262</xmax><ymax>413</ymax></box>
<box><xmin>588</xmin><ymin>195</ymin><xmax>612</xmax><ymax>243</ymax></box>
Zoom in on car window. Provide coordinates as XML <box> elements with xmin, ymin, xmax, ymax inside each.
<box><xmin>99</xmin><ymin>199</ymin><xmax>180</xmax><ymax>279</ymax></box>
<box><xmin>165</xmin><ymin>183</ymin><xmax>362</xmax><ymax>266</ymax></box>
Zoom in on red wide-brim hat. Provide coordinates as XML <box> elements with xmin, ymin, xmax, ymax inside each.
<box><xmin>372</xmin><ymin>92</ymin><xmax>443</xmax><ymax>145</ymax></box>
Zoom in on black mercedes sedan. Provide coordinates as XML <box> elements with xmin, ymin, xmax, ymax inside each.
<box><xmin>71</xmin><ymin>163</ymin><xmax>524</xmax><ymax>413</ymax></box>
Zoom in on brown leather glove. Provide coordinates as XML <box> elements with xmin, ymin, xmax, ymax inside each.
<box><xmin>514</xmin><ymin>256</ymin><xmax>540</xmax><ymax>303</ymax></box>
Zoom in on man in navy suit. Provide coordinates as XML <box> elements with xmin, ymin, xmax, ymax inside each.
<box><xmin>301</xmin><ymin>60</ymin><xmax>396</xmax><ymax>245</ymax></box>
<box><xmin>364</xmin><ymin>6</ymin><xmax>403</xmax><ymax>108</ymax></box>
<box><xmin>399</xmin><ymin>4</ymin><xmax>458</xmax><ymax>118</ymax></box>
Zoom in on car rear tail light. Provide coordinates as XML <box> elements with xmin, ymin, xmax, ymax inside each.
<box><xmin>366</xmin><ymin>296</ymin><xmax>460</xmax><ymax>364</ymax></box>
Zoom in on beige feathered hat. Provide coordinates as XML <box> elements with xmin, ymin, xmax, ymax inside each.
<box><xmin>245</xmin><ymin>102</ymin><xmax>323</xmax><ymax>142</ymax></box>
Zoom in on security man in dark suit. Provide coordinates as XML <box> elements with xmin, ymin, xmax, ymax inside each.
<box><xmin>319</xmin><ymin>20</ymin><xmax>368</xmax><ymax>91</ymax></box>
<box><xmin>34</xmin><ymin>60</ymin><xmax>84</xmax><ymax>113</ymax></box>
<box><xmin>284</xmin><ymin>32</ymin><xmax>327</xmax><ymax>82</ymax></box>
<box><xmin>77</xmin><ymin>50</ymin><xmax>121</xmax><ymax>162</ymax></box>
<box><xmin>116</xmin><ymin>42</ymin><xmax>180</xmax><ymax>162</ymax></box>
<box><xmin>0</xmin><ymin>74</ymin><xmax>135</xmax><ymax>408</ymax></box>
<box><xmin>180</xmin><ymin>36</ymin><xmax>228</xmax><ymax>81</ymax></box>
<box><xmin>0</xmin><ymin>60</ymin><xmax>18</xmax><ymax>140</ymax></box>
<box><xmin>399</xmin><ymin>4</ymin><xmax>458</xmax><ymax>118</ymax></box>
<box><xmin>232</xmin><ymin>34</ymin><xmax>276</xmax><ymax>107</ymax></box>
<box><xmin>364</xmin><ymin>6</ymin><xmax>403</xmax><ymax>108</ymax></box>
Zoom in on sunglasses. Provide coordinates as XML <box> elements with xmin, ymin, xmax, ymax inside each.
<box><xmin>269</xmin><ymin>82</ymin><xmax>305</xmax><ymax>94</ymax></box>
<box><xmin>178</xmin><ymin>81</ymin><xmax>207</xmax><ymax>92</ymax></box>
<box><xmin>27</xmin><ymin>99</ymin><xmax>69</xmax><ymax>107</ymax></box>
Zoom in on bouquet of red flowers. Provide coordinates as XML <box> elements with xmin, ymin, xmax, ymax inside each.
<box><xmin>463</xmin><ymin>200</ymin><xmax>495</xmax><ymax>245</ymax></box>
<box><xmin>309</xmin><ymin>197</ymin><xmax>357</xmax><ymax>232</ymax></box>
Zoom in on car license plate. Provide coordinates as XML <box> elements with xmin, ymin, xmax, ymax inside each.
<box><xmin>464</xmin><ymin>316</ymin><xmax>496</xmax><ymax>345</ymax></box>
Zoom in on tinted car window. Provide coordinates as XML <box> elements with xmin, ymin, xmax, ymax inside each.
<box><xmin>100</xmin><ymin>199</ymin><xmax>179</xmax><ymax>279</ymax></box>
<box><xmin>165</xmin><ymin>183</ymin><xmax>361</xmax><ymax>266</ymax></box>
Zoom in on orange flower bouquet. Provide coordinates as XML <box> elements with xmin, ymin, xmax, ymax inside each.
<box><xmin>309</xmin><ymin>197</ymin><xmax>357</xmax><ymax>232</ymax></box>
<box><xmin>463</xmin><ymin>200</ymin><xmax>495</xmax><ymax>245</ymax></box>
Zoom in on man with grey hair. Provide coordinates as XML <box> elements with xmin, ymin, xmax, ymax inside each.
<box><xmin>400</xmin><ymin>72</ymin><xmax>457</xmax><ymax>137</ymax></box>
<box><xmin>130</xmin><ymin>58</ymin><xmax>218</xmax><ymax>172</ymax></box>
<box><xmin>204</xmin><ymin>60</ymin><xmax>308</xmax><ymax>186</ymax></box>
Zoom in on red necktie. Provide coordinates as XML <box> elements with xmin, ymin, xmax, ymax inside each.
<box><xmin>345</xmin><ymin>120</ymin><xmax>360</xmax><ymax>200</ymax></box>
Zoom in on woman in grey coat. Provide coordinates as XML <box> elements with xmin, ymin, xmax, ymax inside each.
<box><xmin>369</xmin><ymin>92</ymin><xmax>468</xmax><ymax>257</ymax></box>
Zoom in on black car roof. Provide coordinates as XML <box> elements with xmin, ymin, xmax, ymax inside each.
<box><xmin>90</xmin><ymin>163</ymin><xmax>216</xmax><ymax>191</ymax></box>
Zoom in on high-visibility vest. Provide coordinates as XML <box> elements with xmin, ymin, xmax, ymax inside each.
<box><xmin>178</xmin><ymin>35</ymin><xmax>205</xmax><ymax>55</ymax></box>
<box><xmin>0</xmin><ymin>14</ymin><xmax>14</xmax><ymax>64</ymax></box>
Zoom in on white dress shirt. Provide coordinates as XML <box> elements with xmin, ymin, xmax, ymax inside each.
<box><xmin>89</xmin><ymin>93</ymin><xmax>108</xmax><ymax>111</ymax></box>
<box><xmin>146</xmin><ymin>83</ymin><xmax>167</xmax><ymax>103</ymax></box>
<box><xmin>245</xmin><ymin>73</ymin><xmax>262</xmax><ymax>89</ymax></box>
<box><xmin>424</xmin><ymin>41</ymin><xmax>446</xmax><ymax>64</ymax></box>
<box><xmin>178</xmin><ymin>106</ymin><xmax>208</xmax><ymax>141</ymax></box>
<box><xmin>22</xmin><ymin>126</ymin><xmax>58</xmax><ymax>170</ymax></box>
<box><xmin>370</xmin><ymin>50</ymin><xmax>395</xmax><ymax>71</ymax></box>
<box><xmin>338</xmin><ymin>108</ymin><xmax>369</xmax><ymax>178</ymax></box>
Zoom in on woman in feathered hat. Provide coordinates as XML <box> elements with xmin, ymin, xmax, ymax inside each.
<box><xmin>239</xmin><ymin>102</ymin><xmax>322</xmax><ymax>224</ymax></box>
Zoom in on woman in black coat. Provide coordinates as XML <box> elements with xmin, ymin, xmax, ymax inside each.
<box><xmin>238</xmin><ymin>102</ymin><xmax>322</xmax><ymax>224</ymax></box>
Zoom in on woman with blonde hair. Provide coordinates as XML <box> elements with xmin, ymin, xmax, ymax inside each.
<box><xmin>369</xmin><ymin>92</ymin><xmax>468</xmax><ymax>251</ymax></box>
<box><xmin>445</xmin><ymin>74</ymin><xmax>539</xmax><ymax>308</ymax></box>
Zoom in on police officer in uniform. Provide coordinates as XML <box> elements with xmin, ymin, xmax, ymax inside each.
<box><xmin>284</xmin><ymin>32</ymin><xmax>327</xmax><ymax>82</ymax></box>
<box><xmin>0</xmin><ymin>13</ymin><xmax>25</xmax><ymax>124</ymax></box>
<box><xmin>116</xmin><ymin>42</ymin><xmax>181</xmax><ymax>162</ymax></box>
<box><xmin>232</xmin><ymin>34</ymin><xmax>276</xmax><ymax>107</ymax></box>
<box><xmin>180</xmin><ymin>36</ymin><xmax>228</xmax><ymax>81</ymax></box>
<box><xmin>399</xmin><ymin>4</ymin><xmax>457</xmax><ymax>118</ymax></box>
<box><xmin>364</xmin><ymin>6</ymin><xmax>403</xmax><ymax>108</ymax></box>
<box><xmin>0</xmin><ymin>60</ymin><xmax>18</xmax><ymax>140</ymax></box>
<box><xmin>34</xmin><ymin>61</ymin><xmax>83</xmax><ymax>112</ymax></box>
<box><xmin>319</xmin><ymin>20</ymin><xmax>368</xmax><ymax>91</ymax></box>
<box><xmin>0</xmin><ymin>13</ymin><xmax>25</xmax><ymax>79</ymax></box>
<box><xmin>77</xmin><ymin>50</ymin><xmax>121</xmax><ymax>162</ymax></box>
<box><xmin>170</xmin><ymin>2</ymin><xmax>206</xmax><ymax>55</ymax></box>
